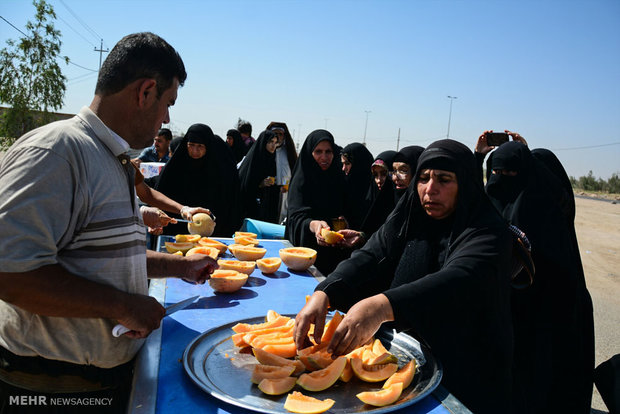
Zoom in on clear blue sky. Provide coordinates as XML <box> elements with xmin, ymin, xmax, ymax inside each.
<box><xmin>2</xmin><ymin>0</ymin><xmax>619</xmax><ymax>178</ymax></box>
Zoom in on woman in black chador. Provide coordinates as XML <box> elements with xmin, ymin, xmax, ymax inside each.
<box><xmin>156</xmin><ymin>123</ymin><xmax>242</xmax><ymax>237</ymax></box>
<box><xmin>340</xmin><ymin>142</ymin><xmax>374</xmax><ymax>230</ymax></box>
<box><xmin>285</xmin><ymin>130</ymin><xmax>350</xmax><ymax>275</ymax></box>
<box><xmin>392</xmin><ymin>145</ymin><xmax>424</xmax><ymax>203</ymax></box>
<box><xmin>238</xmin><ymin>130</ymin><xmax>281</xmax><ymax>224</ymax></box>
<box><xmin>359</xmin><ymin>150</ymin><xmax>398</xmax><ymax>236</ymax></box>
<box><xmin>226</xmin><ymin>128</ymin><xmax>245</xmax><ymax>164</ymax></box>
<box><xmin>484</xmin><ymin>141</ymin><xmax>594</xmax><ymax>414</ymax></box>
<box><xmin>295</xmin><ymin>140</ymin><xmax>514</xmax><ymax>414</ymax></box>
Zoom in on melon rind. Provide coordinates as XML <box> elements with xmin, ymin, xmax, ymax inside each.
<box><xmin>296</xmin><ymin>356</ymin><xmax>346</xmax><ymax>392</ymax></box>
<box><xmin>350</xmin><ymin>358</ymin><xmax>398</xmax><ymax>382</ymax></box>
<box><xmin>357</xmin><ymin>382</ymin><xmax>403</xmax><ymax>406</ymax></box>
<box><xmin>284</xmin><ymin>391</ymin><xmax>335</xmax><ymax>414</ymax></box>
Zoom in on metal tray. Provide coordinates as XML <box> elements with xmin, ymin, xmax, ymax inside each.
<box><xmin>183</xmin><ymin>315</ymin><xmax>442</xmax><ymax>414</ymax></box>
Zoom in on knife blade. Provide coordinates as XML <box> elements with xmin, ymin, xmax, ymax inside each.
<box><xmin>112</xmin><ymin>295</ymin><xmax>200</xmax><ymax>337</ymax></box>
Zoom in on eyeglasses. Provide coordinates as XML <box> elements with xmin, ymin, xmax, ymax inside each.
<box><xmin>389</xmin><ymin>169</ymin><xmax>411</xmax><ymax>179</ymax></box>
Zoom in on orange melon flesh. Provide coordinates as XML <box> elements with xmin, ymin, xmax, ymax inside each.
<box><xmin>208</xmin><ymin>270</ymin><xmax>248</xmax><ymax>293</ymax></box>
<box><xmin>357</xmin><ymin>382</ymin><xmax>403</xmax><ymax>406</ymax></box>
<box><xmin>266</xmin><ymin>309</ymin><xmax>281</xmax><ymax>322</ymax></box>
<box><xmin>296</xmin><ymin>356</ymin><xmax>346</xmax><ymax>392</ymax></box>
<box><xmin>198</xmin><ymin>237</ymin><xmax>228</xmax><ymax>254</ymax></box>
<box><xmin>250</xmin><ymin>364</ymin><xmax>295</xmax><ymax>384</ymax></box>
<box><xmin>284</xmin><ymin>391</ymin><xmax>335</xmax><ymax>414</ymax></box>
<box><xmin>186</xmin><ymin>246</ymin><xmax>219</xmax><ymax>259</ymax></box>
<box><xmin>339</xmin><ymin>359</ymin><xmax>354</xmax><ymax>382</ymax></box>
<box><xmin>232</xmin><ymin>315</ymin><xmax>291</xmax><ymax>333</ymax></box>
<box><xmin>232</xmin><ymin>245</ymin><xmax>267</xmax><ymax>261</ymax></box>
<box><xmin>383</xmin><ymin>359</ymin><xmax>417</xmax><ymax>389</ymax></box>
<box><xmin>217</xmin><ymin>259</ymin><xmax>256</xmax><ymax>275</ymax></box>
<box><xmin>279</xmin><ymin>247</ymin><xmax>317</xmax><ymax>271</ymax></box>
<box><xmin>261</xmin><ymin>342</ymin><xmax>297</xmax><ymax>359</ymax></box>
<box><xmin>234</xmin><ymin>231</ymin><xmax>258</xmax><ymax>239</ymax></box>
<box><xmin>320</xmin><ymin>311</ymin><xmax>343</xmax><ymax>343</ymax></box>
<box><xmin>234</xmin><ymin>235</ymin><xmax>261</xmax><ymax>246</ymax></box>
<box><xmin>252</xmin><ymin>347</ymin><xmax>305</xmax><ymax>375</ymax></box>
<box><xmin>258</xmin><ymin>376</ymin><xmax>297</xmax><ymax>395</ymax></box>
<box><xmin>350</xmin><ymin>358</ymin><xmax>398</xmax><ymax>382</ymax></box>
<box><xmin>256</xmin><ymin>257</ymin><xmax>282</xmax><ymax>274</ymax></box>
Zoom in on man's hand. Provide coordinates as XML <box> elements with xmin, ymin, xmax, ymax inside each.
<box><xmin>294</xmin><ymin>291</ymin><xmax>330</xmax><ymax>350</ymax></box>
<box><xmin>327</xmin><ymin>294</ymin><xmax>394</xmax><ymax>356</ymax></box>
<box><xmin>181</xmin><ymin>206</ymin><xmax>214</xmax><ymax>221</ymax></box>
<box><xmin>181</xmin><ymin>254</ymin><xmax>218</xmax><ymax>285</ymax></box>
<box><xmin>115</xmin><ymin>294</ymin><xmax>165</xmax><ymax>339</ymax></box>
<box><xmin>141</xmin><ymin>206</ymin><xmax>177</xmax><ymax>230</ymax></box>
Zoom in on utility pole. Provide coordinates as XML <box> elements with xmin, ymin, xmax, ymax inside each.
<box><xmin>446</xmin><ymin>96</ymin><xmax>457</xmax><ymax>138</ymax></box>
<box><xmin>94</xmin><ymin>39</ymin><xmax>109</xmax><ymax>70</ymax></box>
<box><xmin>396</xmin><ymin>128</ymin><xmax>401</xmax><ymax>151</ymax></box>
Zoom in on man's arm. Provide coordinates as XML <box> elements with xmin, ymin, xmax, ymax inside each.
<box><xmin>0</xmin><ymin>265</ymin><xmax>164</xmax><ymax>338</ymax></box>
<box><xmin>136</xmin><ymin>181</ymin><xmax>184</xmax><ymax>215</ymax></box>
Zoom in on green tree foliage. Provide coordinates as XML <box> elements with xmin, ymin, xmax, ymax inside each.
<box><xmin>0</xmin><ymin>0</ymin><xmax>67</xmax><ymax>149</ymax></box>
<box><xmin>570</xmin><ymin>170</ymin><xmax>620</xmax><ymax>194</ymax></box>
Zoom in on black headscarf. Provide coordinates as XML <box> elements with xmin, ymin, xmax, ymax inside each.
<box><xmin>392</xmin><ymin>145</ymin><xmax>424</xmax><ymax>202</ymax></box>
<box><xmin>484</xmin><ymin>142</ymin><xmax>594</xmax><ymax>413</ymax></box>
<box><xmin>285</xmin><ymin>130</ymin><xmax>348</xmax><ymax>274</ymax></box>
<box><xmin>266</xmin><ymin>122</ymin><xmax>298</xmax><ymax>171</ymax></box>
<box><xmin>156</xmin><ymin>123</ymin><xmax>242</xmax><ymax>236</ymax></box>
<box><xmin>238</xmin><ymin>130</ymin><xmax>280</xmax><ymax>223</ymax></box>
<box><xmin>360</xmin><ymin>150</ymin><xmax>398</xmax><ymax>236</ymax></box>
<box><xmin>317</xmin><ymin>139</ymin><xmax>514</xmax><ymax>413</ymax></box>
<box><xmin>341</xmin><ymin>143</ymin><xmax>374</xmax><ymax>230</ymax></box>
<box><xmin>226</xmin><ymin>129</ymin><xmax>245</xmax><ymax>163</ymax></box>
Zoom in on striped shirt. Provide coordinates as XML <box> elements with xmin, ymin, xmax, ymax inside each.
<box><xmin>0</xmin><ymin>107</ymin><xmax>148</xmax><ymax>368</ymax></box>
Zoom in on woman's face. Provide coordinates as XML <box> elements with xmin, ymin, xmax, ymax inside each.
<box><xmin>312</xmin><ymin>140</ymin><xmax>334</xmax><ymax>171</ymax></box>
<box><xmin>226</xmin><ymin>135</ymin><xmax>234</xmax><ymax>147</ymax></box>
<box><xmin>372</xmin><ymin>165</ymin><xmax>388</xmax><ymax>189</ymax></box>
<box><xmin>416</xmin><ymin>169</ymin><xmax>458</xmax><ymax>220</ymax></box>
<box><xmin>391</xmin><ymin>161</ymin><xmax>413</xmax><ymax>190</ymax></box>
<box><xmin>265</xmin><ymin>136</ymin><xmax>279</xmax><ymax>154</ymax></box>
<box><xmin>341</xmin><ymin>155</ymin><xmax>352</xmax><ymax>175</ymax></box>
<box><xmin>187</xmin><ymin>142</ymin><xmax>207</xmax><ymax>159</ymax></box>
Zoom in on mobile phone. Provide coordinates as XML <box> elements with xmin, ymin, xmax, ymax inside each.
<box><xmin>486</xmin><ymin>132</ymin><xmax>509</xmax><ymax>147</ymax></box>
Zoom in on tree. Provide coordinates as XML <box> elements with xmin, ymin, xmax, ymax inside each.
<box><xmin>0</xmin><ymin>0</ymin><xmax>67</xmax><ymax>149</ymax></box>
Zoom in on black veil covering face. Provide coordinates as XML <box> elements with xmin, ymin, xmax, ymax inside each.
<box><xmin>341</xmin><ymin>143</ymin><xmax>374</xmax><ymax>230</ymax></box>
<box><xmin>285</xmin><ymin>130</ymin><xmax>349</xmax><ymax>274</ymax></box>
<box><xmin>392</xmin><ymin>145</ymin><xmax>424</xmax><ymax>203</ymax></box>
<box><xmin>156</xmin><ymin>123</ymin><xmax>242</xmax><ymax>236</ymax></box>
<box><xmin>360</xmin><ymin>150</ymin><xmax>397</xmax><ymax>236</ymax></box>
<box><xmin>317</xmin><ymin>140</ymin><xmax>514</xmax><ymax>414</ymax></box>
<box><xmin>485</xmin><ymin>142</ymin><xmax>594</xmax><ymax>414</ymax></box>
<box><xmin>226</xmin><ymin>129</ymin><xmax>245</xmax><ymax>163</ymax></box>
<box><xmin>238</xmin><ymin>130</ymin><xmax>280</xmax><ymax>223</ymax></box>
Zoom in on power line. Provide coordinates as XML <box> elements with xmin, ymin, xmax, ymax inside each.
<box><xmin>0</xmin><ymin>15</ymin><xmax>28</xmax><ymax>37</ymax></box>
<box><xmin>58</xmin><ymin>0</ymin><xmax>101</xmax><ymax>42</ymax></box>
<box><xmin>56</xmin><ymin>14</ymin><xmax>97</xmax><ymax>48</ymax></box>
<box><xmin>63</xmin><ymin>56</ymin><xmax>97</xmax><ymax>72</ymax></box>
<box><xmin>551</xmin><ymin>142</ymin><xmax>620</xmax><ymax>151</ymax></box>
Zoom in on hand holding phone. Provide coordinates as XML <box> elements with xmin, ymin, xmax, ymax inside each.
<box><xmin>485</xmin><ymin>132</ymin><xmax>509</xmax><ymax>147</ymax></box>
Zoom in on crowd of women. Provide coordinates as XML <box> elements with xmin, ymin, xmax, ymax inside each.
<box><xmin>147</xmin><ymin>123</ymin><xmax>594</xmax><ymax>414</ymax></box>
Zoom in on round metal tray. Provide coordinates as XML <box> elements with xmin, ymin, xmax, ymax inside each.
<box><xmin>183</xmin><ymin>315</ymin><xmax>442</xmax><ymax>414</ymax></box>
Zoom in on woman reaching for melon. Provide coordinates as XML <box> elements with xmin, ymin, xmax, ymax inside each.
<box><xmin>294</xmin><ymin>140</ymin><xmax>515</xmax><ymax>414</ymax></box>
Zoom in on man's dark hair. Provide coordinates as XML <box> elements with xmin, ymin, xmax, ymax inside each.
<box><xmin>236</xmin><ymin>118</ymin><xmax>252</xmax><ymax>136</ymax></box>
<box><xmin>95</xmin><ymin>32</ymin><xmax>187</xmax><ymax>98</ymax></box>
<box><xmin>157</xmin><ymin>128</ymin><xmax>173</xmax><ymax>141</ymax></box>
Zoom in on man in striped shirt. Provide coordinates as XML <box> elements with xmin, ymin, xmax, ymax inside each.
<box><xmin>0</xmin><ymin>32</ymin><xmax>215</xmax><ymax>413</ymax></box>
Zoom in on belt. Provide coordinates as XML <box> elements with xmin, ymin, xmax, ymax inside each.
<box><xmin>0</xmin><ymin>346</ymin><xmax>134</xmax><ymax>393</ymax></box>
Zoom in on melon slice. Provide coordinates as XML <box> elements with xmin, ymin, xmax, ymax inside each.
<box><xmin>320</xmin><ymin>228</ymin><xmax>344</xmax><ymax>244</ymax></box>
<box><xmin>164</xmin><ymin>241</ymin><xmax>195</xmax><ymax>254</ymax></box>
<box><xmin>250</xmin><ymin>364</ymin><xmax>295</xmax><ymax>384</ymax></box>
<box><xmin>357</xmin><ymin>382</ymin><xmax>403</xmax><ymax>406</ymax></box>
<box><xmin>198</xmin><ymin>237</ymin><xmax>228</xmax><ymax>254</ymax></box>
<box><xmin>283</xmin><ymin>391</ymin><xmax>335</xmax><ymax>414</ymax></box>
<box><xmin>208</xmin><ymin>270</ymin><xmax>248</xmax><ymax>293</ymax></box>
<box><xmin>186</xmin><ymin>246</ymin><xmax>219</xmax><ymax>260</ymax></box>
<box><xmin>231</xmin><ymin>245</ymin><xmax>267</xmax><ymax>261</ymax></box>
<box><xmin>232</xmin><ymin>315</ymin><xmax>291</xmax><ymax>333</ymax></box>
<box><xmin>252</xmin><ymin>347</ymin><xmax>305</xmax><ymax>375</ymax></box>
<box><xmin>175</xmin><ymin>234</ymin><xmax>201</xmax><ymax>243</ymax></box>
<box><xmin>279</xmin><ymin>247</ymin><xmax>317</xmax><ymax>271</ymax></box>
<box><xmin>256</xmin><ymin>257</ymin><xmax>282</xmax><ymax>274</ymax></box>
<box><xmin>320</xmin><ymin>311</ymin><xmax>343</xmax><ymax>343</ymax></box>
<box><xmin>258</xmin><ymin>376</ymin><xmax>297</xmax><ymax>395</ymax></box>
<box><xmin>217</xmin><ymin>259</ymin><xmax>256</xmax><ymax>275</ymax></box>
<box><xmin>383</xmin><ymin>359</ymin><xmax>417</xmax><ymax>389</ymax></box>
<box><xmin>350</xmin><ymin>358</ymin><xmax>398</xmax><ymax>382</ymax></box>
<box><xmin>296</xmin><ymin>356</ymin><xmax>346</xmax><ymax>392</ymax></box>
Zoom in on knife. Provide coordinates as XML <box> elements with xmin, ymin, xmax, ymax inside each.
<box><xmin>112</xmin><ymin>295</ymin><xmax>200</xmax><ymax>337</ymax></box>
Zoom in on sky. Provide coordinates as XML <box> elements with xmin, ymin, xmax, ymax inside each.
<box><xmin>1</xmin><ymin>0</ymin><xmax>619</xmax><ymax>179</ymax></box>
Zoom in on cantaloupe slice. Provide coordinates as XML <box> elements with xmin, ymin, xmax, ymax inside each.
<box><xmin>357</xmin><ymin>382</ymin><xmax>403</xmax><ymax>406</ymax></box>
<box><xmin>197</xmin><ymin>237</ymin><xmax>228</xmax><ymax>254</ymax></box>
<box><xmin>250</xmin><ymin>364</ymin><xmax>295</xmax><ymax>384</ymax></box>
<box><xmin>296</xmin><ymin>356</ymin><xmax>346</xmax><ymax>392</ymax></box>
<box><xmin>383</xmin><ymin>359</ymin><xmax>417</xmax><ymax>389</ymax></box>
<box><xmin>234</xmin><ymin>231</ymin><xmax>257</xmax><ymax>239</ymax></box>
<box><xmin>217</xmin><ymin>259</ymin><xmax>256</xmax><ymax>275</ymax></box>
<box><xmin>231</xmin><ymin>245</ymin><xmax>267</xmax><ymax>261</ymax></box>
<box><xmin>186</xmin><ymin>246</ymin><xmax>219</xmax><ymax>260</ymax></box>
<box><xmin>232</xmin><ymin>315</ymin><xmax>291</xmax><ymax>333</ymax></box>
<box><xmin>164</xmin><ymin>241</ymin><xmax>195</xmax><ymax>254</ymax></box>
<box><xmin>284</xmin><ymin>391</ymin><xmax>335</xmax><ymax>414</ymax></box>
<box><xmin>234</xmin><ymin>235</ymin><xmax>261</xmax><ymax>246</ymax></box>
<box><xmin>258</xmin><ymin>376</ymin><xmax>297</xmax><ymax>395</ymax></box>
<box><xmin>320</xmin><ymin>311</ymin><xmax>343</xmax><ymax>343</ymax></box>
<box><xmin>256</xmin><ymin>257</ymin><xmax>282</xmax><ymax>274</ymax></box>
<box><xmin>208</xmin><ymin>269</ymin><xmax>248</xmax><ymax>293</ymax></box>
<box><xmin>175</xmin><ymin>234</ymin><xmax>201</xmax><ymax>243</ymax></box>
<box><xmin>252</xmin><ymin>347</ymin><xmax>305</xmax><ymax>375</ymax></box>
<box><xmin>279</xmin><ymin>247</ymin><xmax>317</xmax><ymax>271</ymax></box>
<box><xmin>350</xmin><ymin>358</ymin><xmax>398</xmax><ymax>382</ymax></box>
<box><xmin>261</xmin><ymin>342</ymin><xmax>297</xmax><ymax>359</ymax></box>
<box><xmin>320</xmin><ymin>228</ymin><xmax>344</xmax><ymax>244</ymax></box>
